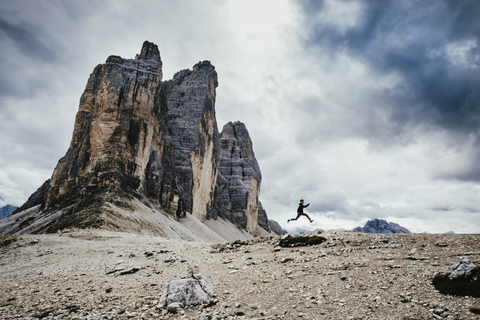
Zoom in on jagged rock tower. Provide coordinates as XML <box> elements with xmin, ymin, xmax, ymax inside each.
<box><xmin>163</xmin><ymin>62</ymin><xmax>220</xmax><ymax>221</ymax></box>
<box><xmin>213</xmin><ymin>122</ymin><xmax>263</xmax><ymax>235</ymax></box>
<box><xmin>45</xmin><ymin>42</ymin><xmax>174</xmax><ymax>211</ymax></box>
<box><xmin>2</xmin><ymin>41</ymin><xmax>283</xmax><ymax>240</ymax></box>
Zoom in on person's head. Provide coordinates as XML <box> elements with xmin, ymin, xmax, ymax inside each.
<box><xmin>300</xmin><ymin>199</ymin><xmax>304</xmax><ymax>203</ymax></box>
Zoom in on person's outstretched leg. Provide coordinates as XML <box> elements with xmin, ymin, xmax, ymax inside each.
<box><xmin>288</xmin><ymin>213</ymin><xmax>302</xmax><ymax>223</ymax></box>
<box><xmin>302</xmin><ymin>213</ymin><xmax>314</xmax><ymax>223</ymax></box>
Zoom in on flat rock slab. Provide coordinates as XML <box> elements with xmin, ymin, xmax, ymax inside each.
<box><xmin>159</xmin><ymin>277</ymin><xmax>214</xmax><ymax>309</ymax></box>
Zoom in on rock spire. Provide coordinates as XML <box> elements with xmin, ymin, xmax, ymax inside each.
<box><xmin>1</xmin><ymin>41</ymin><xmax>277</xmax><ymax>240</ymax></box>
<box><xmin>212</xmin><ymin>121</ymin><xmax>263</xmax><ymax>235</ymax></box>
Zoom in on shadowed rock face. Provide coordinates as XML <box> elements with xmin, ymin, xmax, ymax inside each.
<box><xmin>6</xmin><ymin>41</ymin><xmax>277</xmax><ymax>237</ymax></box>
<box><xmin>163</xmin><ymin>62</ymin><xmax>220</xmax><ymax>221</ymax></box>
<box><xmin>212</xmin><ymin>121</ymin><xmax>263</xmax><ymax>235</ymax></box>
<box><xmin>267</xmin><ymin>218</ymin><xmax>288</xmax><ymax>235</ymax></box>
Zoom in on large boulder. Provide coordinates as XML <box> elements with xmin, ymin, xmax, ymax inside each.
<box><xmin>158</xmin><ymin>277</ymin><xmax>214</xmax><ymax>309</ymax></box>
<box><xmin>449</xmin><ymin>256</ymin><xmax>480</xmax><ymax>281</ymax></box>
<box><xmin>432</xmin><ymin>256</ymin><xmax>480</xmax><ymax>297</ymax></box>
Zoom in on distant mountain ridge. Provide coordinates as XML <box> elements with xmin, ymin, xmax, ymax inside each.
<box><xmin>0</xmin><ymin>205</ymin><xmax>17</xmax><ymax>220</ymax></box>
<box><xmin>354</xmin><ymin>219</ymin><xmax>410</xmax><ymax>234</ymax></box>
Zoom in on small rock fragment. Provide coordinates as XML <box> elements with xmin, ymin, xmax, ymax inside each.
<box><xmin>165</xmin><ymin>255</ymin><xmax>181</xmax><ymax>263</ymax></box>
<box><xmin>167</xmin><ymin>302</ymin><xmax>183</xmax><ymax>314</ymax></box>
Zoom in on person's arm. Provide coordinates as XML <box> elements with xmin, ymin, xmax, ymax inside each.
<box><xmin>304</xmin><ymin>203</ymin><xmax>310</xmax><ymax>208</ymax></box>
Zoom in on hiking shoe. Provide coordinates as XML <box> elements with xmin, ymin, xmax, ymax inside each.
<box><xmin>287</xmin><ymin>219</ymin><xmax>290</xmax><ymax>223</ymax></box>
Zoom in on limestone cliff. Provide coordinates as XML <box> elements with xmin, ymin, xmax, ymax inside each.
<box><xmin>1</xmin><ymin>41</ymin><xmax>278</xmax><ymax>240</ymax></box>
<box><xmin>212</xmin><ymin>121</ymin><xmax>265</xmax><ymax>236</ymax></box>
<box><xmin>43</xmin><ymin>42</ymin><xmax>177</xmax><ymax>213</ymax></box>
<box><xmin>163</xmin><ymin>62</ymin><xmax>220</xmax><ymax>221</ymax></box>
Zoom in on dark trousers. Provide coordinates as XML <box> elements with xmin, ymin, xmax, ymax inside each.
<box><xmin>291</xmin><ymin>212</ymin><xmax>311</xmax><ymax>221</ymax></box>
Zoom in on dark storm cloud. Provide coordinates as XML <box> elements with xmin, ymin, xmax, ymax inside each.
<box><xmin>0</xmin><ymin>15</ymin><xmax>57</xmax><ymax>62</ymax></box>
<box><xmin>299</xmin><ymin>0</ymin><xmax>480</xmax><ymax>135</ymax></box>
<box><xmin>0</xmin><ymin>11</ymin><xmax>60</xmax><ymax>100</ymax></box>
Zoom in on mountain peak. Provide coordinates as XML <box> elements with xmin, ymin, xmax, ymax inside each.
<box><xmin>354</xmin><ymin>218</ymin><xmax>411</xmax><ymax>234</ymax></box>
<box><xmin>136</xmin><ymin>41</ymin><xmax>161</xmax><ymax>61</ymax></box>
<box><xmin>0</xmin><ymin>204</ymin><xmax>17</xmax><ymax>220</ymax></box>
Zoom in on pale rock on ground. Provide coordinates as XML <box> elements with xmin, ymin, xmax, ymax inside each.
<box><xmin>1</xmin><ymin>230</ymin><xmax>479</xmax><ymax>319</ymax></box>
<box><xmin>449</xmin><ymin>256</ymin><xmax>479</xmax><ymax>281</ymax></box>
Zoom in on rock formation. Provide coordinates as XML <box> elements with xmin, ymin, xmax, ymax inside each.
<box><xmin>0</xmin><ymin>41</ymin><xmax>278</xmax><ymax>240</ymax></box>
<box><xmin>354</xmin><ymin>218</ymin><xmax>410</xmax><ymax>234</ymax></box>
<box><xmin>257</xmin><ymin>202</ymin><xmax>287</xmax><ymax>235</ymax></box>
<box><xmin>267</xmin><ymin>217</ymin><xmax>288</xmax><ymax>235</ymax></box>
<box><xmin>278</xmin><ymin>233</ymin><xmax>327</xmax><ymax>247</ymax></box>
<box><xmin>163</xmin><ymin>62</ymin><xmax>220</xmax><ymax>221</ymax></box>
<box><xmin>211</xmin><ymin>121</ymin><xmax>264</xmax><ymax>236</ymax></box>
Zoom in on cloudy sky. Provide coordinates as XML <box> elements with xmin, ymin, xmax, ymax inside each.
<box><xmin>1</xmin><ymin>0</ymin><xmax>479</xmax><ymax>234</ymax></box>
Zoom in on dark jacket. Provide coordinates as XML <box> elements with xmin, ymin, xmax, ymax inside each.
<box><xmin>297</xmin><ymin>203</ymin><xmax>309</xmax><ymax>213</ymax></box>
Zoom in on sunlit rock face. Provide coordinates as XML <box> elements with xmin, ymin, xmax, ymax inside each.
<box><xmin>43</xmin><ymin>41</ymin><xmax>181</xmax><ymax>215</ymax></box>
<box><xmin>6</xmin><ymin>41</ymin><xmax>278</xmax><ymax>238</ymax></box>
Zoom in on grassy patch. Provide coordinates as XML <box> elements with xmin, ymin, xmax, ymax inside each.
<box><xmin>43</xmin><ymin>197</ymin><xmax>105</xmax><ymax>233</ymax></box>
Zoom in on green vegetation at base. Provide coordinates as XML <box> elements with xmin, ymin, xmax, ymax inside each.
<box><xmin>278</xmin><ymin>235</ymin><xmax>327</xmax><ymax>247</ymax></box>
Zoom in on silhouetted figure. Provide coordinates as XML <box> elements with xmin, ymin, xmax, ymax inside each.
<box><xmin>287</xmin><ymin>199</ymin><xmax>313</xmax><ymax>223</ymax></box>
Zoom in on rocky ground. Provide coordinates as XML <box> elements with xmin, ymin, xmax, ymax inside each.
<box><xmin>0</xmin><ymin>229</ymin><xmax>479</xmax><ymax>320</ymax></box>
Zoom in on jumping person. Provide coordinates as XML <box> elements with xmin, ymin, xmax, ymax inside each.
<box><xmin>287</xmin><ymin>199</ymin><xmax>314</xmax><ymax>223</ymax></box>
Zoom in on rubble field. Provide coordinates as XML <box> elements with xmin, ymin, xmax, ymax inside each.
<box><xmin>0</xmin><ymin>229</ymin><xmax>479</xmax><ymax>320</ymax></box>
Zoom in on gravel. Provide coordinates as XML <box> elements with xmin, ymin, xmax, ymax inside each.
<box><xmin>0</xmin><ymin>229</ymin><xmax>479</xmax><ymax>319</ymax></box>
